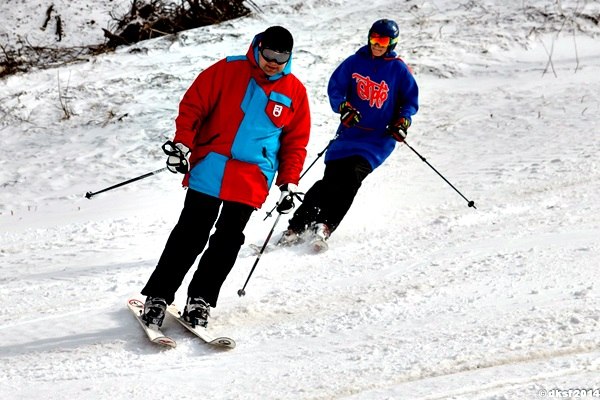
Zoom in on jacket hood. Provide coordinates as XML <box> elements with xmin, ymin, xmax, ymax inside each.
<box><xmin>247</xmin><ymin>32</ymin><xmax>294</xmax><ymax>80</ymax></box>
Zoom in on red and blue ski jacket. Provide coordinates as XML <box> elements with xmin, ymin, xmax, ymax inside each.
<box><xmin>172</xmin><ymin>34</ymin><xmax>311</xmax><ymax>208</ymax></box>
<box><xmin>326</xmin><ymin>45</ymin><xmax>419</xmax><ymax>170</ymax></box>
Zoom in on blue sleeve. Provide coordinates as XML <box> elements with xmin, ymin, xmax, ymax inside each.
<box><xmin>327</xmin><ymin>56</ymin><xmax>354</xmax><ymax>113</ymax></box>
<box><xmin>396</xmin><ymin>64</ymin><xmax>419</xmax><ymax>121</ymax></box>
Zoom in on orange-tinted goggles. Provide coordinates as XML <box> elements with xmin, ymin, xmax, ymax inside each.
<box><xmin>369</xmin><ymin>33</ymin><xmax>397</xmax><ymax>47</ymax></box>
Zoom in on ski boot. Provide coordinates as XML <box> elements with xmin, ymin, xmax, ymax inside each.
<box><xmin>310</xmin><ymin>223</ymin><xmax>331</xmax><ymax>253</ymax></box>
<box><xmin>183</xmin><ymin>296</ymin><xmax>210</xmax><ymax>328</ymax></box>
<box><xmin>142</xmin><ymin>296</ymin><xmax>167</xmax><ymax>327</ymax></box>
<box><xmin>277</xmin><ymin>227</ymin><xmax>302</xmax><ymax>247</ymax></box>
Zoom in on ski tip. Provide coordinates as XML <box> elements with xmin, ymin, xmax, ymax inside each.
<box><xmin>152</xmin><ymin>337</ymin><xmax>177</xmax><ymax>348</ymax></box>
<box><xmin>210</xmin><ymin>337</ymin><xmax>236</xmax><ymax>349</ymax></box>
<box><xmin>311</xmin><ymin>240</ymin><xmax>329</xmax><ymax>253</ymax></box>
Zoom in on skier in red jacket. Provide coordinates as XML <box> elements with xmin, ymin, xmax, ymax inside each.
<box><xmin>140</xmin><ymin>26</ymin><xmax>311</xmax><ymax>329</ymax></box>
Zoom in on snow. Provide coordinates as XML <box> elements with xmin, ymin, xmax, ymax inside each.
<box><xmin>1</xmin><ymin>0</ymin><xmax>600</xmax><ymax>398</ymax></box>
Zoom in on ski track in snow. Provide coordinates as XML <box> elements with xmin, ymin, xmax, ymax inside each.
<box><xmin>1</xmin><ymin>0</ymin><xmax>600</xmax><ymax>399</ymax></box>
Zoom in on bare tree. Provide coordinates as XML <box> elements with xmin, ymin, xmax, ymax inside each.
<box><xmin>57</xmin><ymin>71</ymin><xmax>75</xmax><ymax>120</ymax></box>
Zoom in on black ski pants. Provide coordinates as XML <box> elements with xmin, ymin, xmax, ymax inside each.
<box><xmin>288</xmin><ymin>155</ymin><xmax>372</xmax><ymax>234</ymax></box>
<box><xmin>141</xmin><ymin>189</ymin><xmax>254</xmax><ymax>307</ymax></box>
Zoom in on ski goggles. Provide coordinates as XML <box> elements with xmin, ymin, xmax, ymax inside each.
<box><xmin>260</xmin><ymin>47</ymin><xmax>291</xmax><ymax>65</ymax></box>
<box><xmin>369</xmin><ymin>33</ymin><xmax>398</xmax><ymax>47</ymax></box>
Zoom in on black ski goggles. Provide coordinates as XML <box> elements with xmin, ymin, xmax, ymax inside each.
<box><xmin>260</xmin><ymin>47</ymin><xmax>291</xmax><ymax>65</ymax></box>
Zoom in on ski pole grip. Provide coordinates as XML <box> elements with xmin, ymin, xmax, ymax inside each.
<box><xmin>162</xmin><ymin>140</ymin><xmax>179</xmax><ymax>156</ymax></box>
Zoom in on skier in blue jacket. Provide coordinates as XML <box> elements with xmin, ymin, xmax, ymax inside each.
<box><xmin>278</xmin><ymin>19</ymin><xmax>419</xmax><ymax>249</ymax></box>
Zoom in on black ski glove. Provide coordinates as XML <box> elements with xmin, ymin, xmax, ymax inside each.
<box><xmin>386</xmin><ymin>117</ymin><xmax>411</xmax><ymax>142</ymax></box>
<box><xmin>162</xmin><ymin>140</ymin><xmax>190</xmax><ymax>174</ymax></box>
<box><xmin>339</xmin><ymin>101</ymin><xmax>362</xmax><ymax>128</ymax></box>
<box><xmin>276</xmin><ymin>183</ymin><xmax>298</xmax><ymax>214</ymax></box>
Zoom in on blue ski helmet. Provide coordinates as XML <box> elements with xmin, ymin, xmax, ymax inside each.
<box><xmin>368</xmin><ymin>19</ymin><xmax>399</xmax><ymax>52</ymax></box>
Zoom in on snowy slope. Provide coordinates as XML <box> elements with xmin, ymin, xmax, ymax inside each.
<box><xmin>1</xmin><ymin>0</ymin><xmax>600</xmax><ymax>399</ymax></box>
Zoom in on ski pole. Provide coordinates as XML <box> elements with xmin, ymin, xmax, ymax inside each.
<box><xmin>299</xmin><ymin>139</ymin><xmax>333</xmax><ymax>181</ymax></box>
<box><xmin>239</xmin><ymin>137</ymin><xmax>338</xmax><ymax>295</ymax></box>
<box><xmin>403</xmin><ymin>141</ymin><xmax>476</xmax><ymax>209</ymax></box>
<box><xmin>237</xmin><ymin>213</ymin><xmax>282</xmax><ymax>297</ymax></box>
<box><xmin>263</xmin><ymin>138</ymin><xmax>334</xmax><ymax>220</ymax></box>
<box><xmin>85</xmin><ymin>167</ymin><xmax>168</xmax><ymax>199</ymax></box>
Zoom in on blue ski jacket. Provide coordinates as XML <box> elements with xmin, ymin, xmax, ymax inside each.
<box><xmin>326</xmin><ymin>45</ymin><xmax>419</xmax><ymax>169</ymax></box>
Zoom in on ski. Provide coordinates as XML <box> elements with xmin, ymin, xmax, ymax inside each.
<box><xmin>248</xmin><ymin>238</ymin><xmax>328</xmax><ymax>255</ymax></box>
<box><xmin>310</xmin><ymin>237</ymin><xmax>329</xmax><ymax>253</ymax></box>
<box><xmin>127</xmin><ymin>298</ymin><xmax>176</xmax><ymax>348</ymax></box>
<box><xmin>166</xmin><ymin>305</ymin><xmax>236</xmax><ymax>349</ymax></box>
<box><xmin>248</xmin><ymin>243</ymin><xmax>278</xmax><ymax>254</ymax></box>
